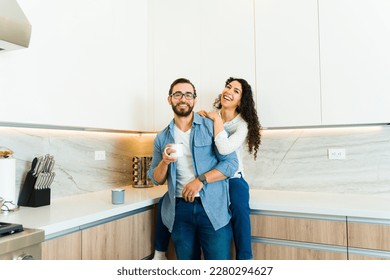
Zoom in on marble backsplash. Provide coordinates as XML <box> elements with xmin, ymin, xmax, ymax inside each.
<box><xmin>0</xmin><ymin>126</ymin><xmax>156</xmax><ymax>200</ymax></box>
<box><xmin>243</xmin><ymin>125</ymin><xmax>390</xmax><ymax>196</ymax></box>
<box><xmin>1</xmin><ymin>124</ymin><xmax>390</xmax><ymax>204</ymax></box>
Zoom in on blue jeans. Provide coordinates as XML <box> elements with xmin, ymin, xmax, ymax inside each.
<box><xmin>154</xmin><ymin>193</ymin><xmax>171</xmax><ymax>252</ymax></box>
<box><xmin>229</xmin><ymin>176</ymin><xmax>253</xmax><ymax>260</ymax></box>
<box><xmin>171</xmin><ymin>198</ymin><xmax>232</xmax><ymax>260</ymax></box>
<box><xmin>154</xmin><ymin>177</ymin><xmax>252</xmax><ymax>259</ymax></box>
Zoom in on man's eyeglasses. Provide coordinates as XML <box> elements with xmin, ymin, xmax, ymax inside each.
<box><xmin>170</xmin><ymin>92</ymin><xmax>197</xmax><ymax>100</ymax></box>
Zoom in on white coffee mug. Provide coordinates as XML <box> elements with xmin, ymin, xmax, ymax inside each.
<box><xmin>164</xmin><ymin>143</ymin><xmax>184</xmax><ymax>158</ymax></box>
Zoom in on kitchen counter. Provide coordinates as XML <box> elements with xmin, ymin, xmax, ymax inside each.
<box><xmin>0</xmin><ymin>185</ymin><xmax>168</xmax><ymax>239</ymax></box>
<box><xmin>250</xmin><ymin>190</ymin><xmax>390</xmax><ymax>221</ymax></box>
<box><xmin>2</xmin><ymin>187</ymin><xmax>390</xmax><ymax>240</ymax></box>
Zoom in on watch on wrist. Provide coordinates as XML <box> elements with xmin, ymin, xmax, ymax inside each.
<box><xmin>198</xmin><ymin>173</ymin><xmax>207</xmax><ymax>184</ymax></box>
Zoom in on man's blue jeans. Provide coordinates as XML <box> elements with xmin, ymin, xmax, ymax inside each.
<box><xmin>171</xmin><ymin>198</ymin><xmax>232</xmax><ymax>260</ymax></box>
<box><xmin>154</xmin><ymin>193</ymin><xmax>171</xmax><ymax>252</ymax></box>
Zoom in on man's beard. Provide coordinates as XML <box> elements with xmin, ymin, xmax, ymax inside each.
<box><xmin>171</xmin><ymin>102</ymin><xmax>194</xmax><ymax>117</ymax></box>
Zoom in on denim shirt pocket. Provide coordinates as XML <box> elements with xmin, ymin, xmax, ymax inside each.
<box><xmin>193</xmin><ymin>137</ymin><xmax>217</xmax><ymax>173</ymax></box>
<box><xmin>193</xmin><ymin>136</ymin><xmax>213</xmax><ymax>147</ymax></box>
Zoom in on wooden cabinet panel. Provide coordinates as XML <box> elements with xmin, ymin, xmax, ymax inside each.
<box><xmin>41</xmin><ymin>207</ymin><xmax>156</xmax><ymax>260</ymax></box>
<box><xmin>348</xmin><ymin>222</ymin><xmax>390</xmax><ymax>251</ymax></box>
<box><xmin>251</xmin><ymin>215</ymin><xmax>347</xmax><ymax>246</ymax></box>
<box><xmin>252</xmin><ymin>242</ymin><xmax>347</xmax><ymax>260</ymax></box>
<box><xmin>42</xmin><ymin>231</ymin><xmax>82</xmax><ymax>260</ymax></box>
<box><xmin>82</xmin><ymin>209</ymin><xmax>155</xmax><ymax>260</ymax></box>
<box><xmin>348</xmin><ymin>254</ymin><xmax>390</xmax><ymax>260</ymax></box>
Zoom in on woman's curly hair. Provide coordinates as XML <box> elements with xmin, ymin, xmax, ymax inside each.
<box><xmin>213</xmin><ymin>77</ymin><xmax>262</xmax><ymax>160</ymax></box>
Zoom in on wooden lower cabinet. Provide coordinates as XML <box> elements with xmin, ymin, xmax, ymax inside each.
<box><xmin>42</xmin><ymin>207</ymin><xmax>390</xmax><ymax>260</ymax></box>
<box><xmin>347</xmin><ymin>218</ymin><xmax>390</xmax><ymax>260</ymax></box>
<box><xmin>42</xmin><ymin>206</ymin><xmax>156</xmax><ymax>260</ymax></box>
<box><xmin>348</xmin><ymin>253</ymin><xmax>390</xmax><ymax>260</ymax></box>
<box><xmin>252</xmin><ymin>242</ymin><xmax>347</xmax><ymax>260</ymax></box>
<box><xmin>251</xmin><ymin>213</ymin><xmax>347</xmax><ymax>246</ymax></box>
<box><xmin>250</xmin><ymin>211</ymin><xmax>348</xmax><ymax>260</ymax></box>
<box><xmin>348</xmin><ymin>221</ymin><xmax>390</xmax><ymax>251</ymax></box>
<box><xmin>42</xmin><ymin>231</ymin><xmax>82</xmax><ymax>260</ymax></box>
<box><xmin>82</xmin><ymin>208</ymin><xmax>155</xmax><ymax>260</ymax></box>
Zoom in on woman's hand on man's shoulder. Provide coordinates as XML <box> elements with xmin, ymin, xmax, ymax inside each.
<box><xmin>197</xmin><ymin>110</ymin><xmax>208</xmax><ymax>117</ymax></box>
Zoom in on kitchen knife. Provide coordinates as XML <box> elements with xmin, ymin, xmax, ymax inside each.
<box><xmin>47</xmin><ymin>159</ymin><xmax>55</xmax><ymax>173</ymax></box>
<box><xmin>30</xmin><ymin>157</ymin><xmax>38</xmax><ymax>174</ymax></box>
<box><xmin>42</xmin><ymin>173</ymin><xmax>50</xmax><ymax>189</ymax></box>
<box><xmin>47</xmin><ymin>172</ymin><xmax>55</xmax><ymax>188</ymax></box>
<box><xmin>33</xmin><ymin>156</ymin><xmax>43</xmax><ymax>176</ymax></box>
<box><xmin>34</xmin><ymin>173</ymin><xmax>43</xmax><ymax>189</ymax></box>
<box><xmin>42</xmin><ymin>154</ymin><xmax>51</xmax><ymax>172</ymax></box>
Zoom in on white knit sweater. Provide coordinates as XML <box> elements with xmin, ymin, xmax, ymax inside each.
<box><xmin>214</xmin><ymin>113</ymin><xmax>248</xmax><ymax>178</ymax></box>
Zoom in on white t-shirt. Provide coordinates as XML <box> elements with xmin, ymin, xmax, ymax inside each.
<box><xmin>174</xmin><ymin>125</ymin><xmax>197</xmax><ymax>197</ymax></box>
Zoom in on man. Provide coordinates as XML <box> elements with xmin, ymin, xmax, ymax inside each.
<box><xmin>147</xmin><ymin>78</ymin><xmax>238</xmax><ymax>260</ymax></box>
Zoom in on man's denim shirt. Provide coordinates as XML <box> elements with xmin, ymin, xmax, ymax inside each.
<box><xmin>148</xmin><ymin>113</ymin><xmax>238</xmax><ymax>232</ymax></box>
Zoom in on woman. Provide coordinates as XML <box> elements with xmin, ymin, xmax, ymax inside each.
<box><xmin>152</xmin><ymin>77</ymin><xmax>261</xmax><ymax>260</ymax></box>
<box><xmin>199</xmin><ymin>77</ymin><xmax>261</xmax><ymax>260</ymax></box>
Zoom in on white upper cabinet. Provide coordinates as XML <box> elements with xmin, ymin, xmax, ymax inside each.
<box><xmin>148</xmin><ymin>0</ymin><xmax>202</xmax><ymax>130</ymax></box>
<box><xmin>197</xmin><ymin>0</ymin><xmax>256</xmax><ymax>116</ymax></box>
<box><xmin>255</xmin><ymin>0</ymin><xmax>390</xmax><ymax>128</ymax></box>
<box><xmin>255</xmin><ymin>0</ymin><xmax>321</xmax><ymax>128</ymax></box>
<box><xmin>319</xmin><ymin>0</ymin><xmax>390</xmax><ymax>125</ymax></box>
<box><xmin>149</xmin><ymin>0</ymin><xmax>256</xmax><ymax>131</ymax></box>
<box><xmin>3</xmin><ymin>0</ymin><xmax>389</xmax><ymax>131</ymax></box>
<box><xmin>0</xmin><ymin>0</ymin><xmax>149</xmax><ymax>131</ymax></box>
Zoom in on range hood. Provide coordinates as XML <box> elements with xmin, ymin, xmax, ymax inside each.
<box><xmin>0</xmin><ymin>0</ymin><xmax>31</xmax><ymax>51</ymax></box>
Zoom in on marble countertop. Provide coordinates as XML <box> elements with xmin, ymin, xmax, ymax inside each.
<box><xmin>249</xmin><ymin>190</ymin><xmax>390</xmax><ymax>220</ymax></box>
<box><xmin>0</xmin><ymin>185</ymin><xmax>168</xmax><ymax>238</ymax></box>
<box><xmin>2</xmin><ymin>187</ymin><xmax>390</xmax><ymax>239</ymax></box>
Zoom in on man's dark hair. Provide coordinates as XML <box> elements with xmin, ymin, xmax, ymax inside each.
<box><xmin>168</xmin><ymin>78</ymin><xmax>197</xmax><ymax>97</ymax></box>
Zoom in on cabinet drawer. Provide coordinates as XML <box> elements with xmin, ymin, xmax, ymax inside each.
<box><xmin>348</xmin><ymin>254</ymin><xmax>390</xmax><ymax>260</ymax></box>
<box><xmin>348</xmin><ymin>222</ymin><xmax>390</xmax><ymax>251</ymax></box>
<box><xmin>42</xmin><ymin>231</ymin><xmax>82</xmax><ymax>260</ymax></box>
<box><xmin>252</xmin><ymin>242</ymin><xmax>347</xmax><ymax>260</ymax></box>
<box><xmin>250</xmin><ymin>213</ymin><xmax>347</xmax><ymax>246</ymax></box>
<box><xmin>82</xmin><ymin>208</ymin><xmax>156</xmax><ymax>260</ymax></box>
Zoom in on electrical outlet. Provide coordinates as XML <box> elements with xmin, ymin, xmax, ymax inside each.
<box><xmin>328</xmin><ymin>148</ymin><xmax>346</xmax><ymax>160</ymax></box>
<box><xmin>94</xmin><ymin>150</ymin><xmax>106</xmax><ymax>161</ymax></box>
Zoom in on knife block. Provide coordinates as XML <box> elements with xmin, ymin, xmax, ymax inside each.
<box><xmin>27</xmin><ymin>188</ymin><xmax>51</xmax><ymax>207</ymax></box>
<box><xmin>18</xmin><ymin>171</ymin><xmax>51</xmax><ymax>207</ymax></box>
